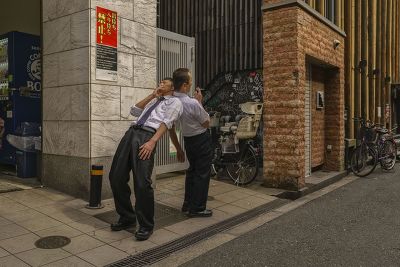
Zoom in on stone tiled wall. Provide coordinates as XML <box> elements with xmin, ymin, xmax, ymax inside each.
<box><xmin>42</xmin><ymin>0</ymin><xmax>91</xmax><ymax>198</ymax></box>
<box><xmin>262</xmin><ymin>2</ymin><xmax>345</xmax><ymax>190</ymax></box>
<box><xmin>42</xmin><ymin>2</ymin><xmax>91</xmax><ymax>157</ymax></box>
<box><xmin>42</xmin><ymin>0</ymin><xmax>157</xmax><ymax>199</ymax></box>
<box><xmin>88</xmin><ymin>0</ymin><xmax>156</xmax><ymax>159</ymax></box>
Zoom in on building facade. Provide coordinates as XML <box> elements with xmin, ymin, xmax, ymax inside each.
<box><xmin>34</xmin><ymin>0</ymin><xmax>400</xmax><ymax>198</ymax></box>
<box><xmin>262</xmin><ymin>0</ymin><xmax>400</xmax><ymax>189</ymax></box>
<box><xmin>41</xmin><ymin>0</ymin><xmax>158</xmax><ymax>198</ymax></box>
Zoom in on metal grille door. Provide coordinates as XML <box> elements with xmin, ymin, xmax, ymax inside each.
<box><xmin>155</xmin><ymin>29</ymin><xmax>195</xmax><ymax>174</ymax></box>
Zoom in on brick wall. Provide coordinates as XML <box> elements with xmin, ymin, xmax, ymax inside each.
<box><xmin>262</xmin><ymin>2</ymin><xmax>345</xmax><ymax>190</ymax></box>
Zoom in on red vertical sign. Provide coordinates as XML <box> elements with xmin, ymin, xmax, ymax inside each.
<box><xmin>96</xmin><ymin>7</ymin><xmax>118</xmax><ymax>81</ymax></box>
<box><xmin>96</xmin><ymin>6</ymin><xmax>118</xmax><ymax>47</ymax></box>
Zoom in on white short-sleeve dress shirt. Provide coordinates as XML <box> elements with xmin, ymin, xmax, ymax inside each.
<box><xmin>173</xmin><ymin>92</ymin><xmax>210</xmax><ymax>137</ymax></box>
<box><xmin>130</xmin><ymin>95</ymin><xmax>183</xmax><ymax>130</ymax></box>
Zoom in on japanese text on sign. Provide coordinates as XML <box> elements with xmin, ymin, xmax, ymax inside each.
<box><xmin>96</xmin><ymin>6</ymin><xmax>117</xmax><ymax>48</ymax></box>
<box><xmin>96</xmin><ymin>6</ymin><xmax>118</xmax><ymax>81</ymax></box>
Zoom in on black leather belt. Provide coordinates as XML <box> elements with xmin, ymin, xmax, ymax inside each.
<box><xmin>132</xmin><ymin>125</ymin><xmax>156</xmax><ymax>134</ymax></box>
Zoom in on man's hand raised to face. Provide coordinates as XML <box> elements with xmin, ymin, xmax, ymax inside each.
<box><xmin>194</xmin><ymin>87</ymin><xmax>203</xmax><ymax>104</ymax></box>
<box><xmin>154</xmin><ymin>81</ymin><xmax>173</xmax><ymax>97</ymax></box>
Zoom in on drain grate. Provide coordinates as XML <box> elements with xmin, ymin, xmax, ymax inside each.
<box><xmin>35</xmin><ymin>236</ymin><xmax>71</xmax><ymax>249</ymax></box>
<box><xmin>107</xmin><ymin>198</ymin><xmax>289</xmax><ymax>267</ymax></box>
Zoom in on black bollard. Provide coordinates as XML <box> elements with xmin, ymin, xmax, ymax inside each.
<box><xmin>85</xmin><ymin>165</ymin><xmax>104</xmax><ymax>209</ymax></box>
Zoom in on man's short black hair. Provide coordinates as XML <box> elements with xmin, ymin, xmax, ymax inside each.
<box><xmin>163</xmin><ymin>77</ymin><xmax>173</xmax><ymax>83</ymax></box>
<box><xmin>172</xmin><ymin>68</ymin><xmax>190</xmax><ymax>92</ymax></box>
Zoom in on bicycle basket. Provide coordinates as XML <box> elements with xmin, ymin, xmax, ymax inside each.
<box><xmin>221</xmin><ymin>135</ymin><xmax>239</xmax><ymax>153</ymax></box>
<box><xmin>361</xmin><ymin>127</ymin><xmax>376</xmax><ymax>143</ymax></box>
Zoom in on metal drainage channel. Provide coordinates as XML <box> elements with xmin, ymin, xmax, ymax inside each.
<box><xmin>107</xmin><ymin>198</ymin><xmax>289</xmax><ymax>267</ymax></box>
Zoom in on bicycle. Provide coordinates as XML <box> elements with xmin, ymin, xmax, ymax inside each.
<box><xmin>374</xmin><ymin>124</ymin><xmax>397</xmax><ymax>171</ymax></box>
<box><xmin>209</xmin><ymin>102</ymin><xmax>263</xmax><ymax>185</ymax></box>
<box><xmin>350</xmin><ymin>118</ymin><xmax>378</xmax><ymax>177</ymax></box>
<box><xmin>350</xmin><ymin>118</ymin><xmax>397</xmax><ymax>177</ymax></box>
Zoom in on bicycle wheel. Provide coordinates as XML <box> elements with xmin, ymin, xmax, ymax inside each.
<box><xmin>211</xmin><ymin>143</ymin><xmax>223</xmax><ymax>177</ymax></box>
<box><xmin>350</xmin><ymin>144</ymin><xmax>377</xmax><ymax>177</ymax></box>
<box><xmin>226</xmin><ymin>147</ymin><xmax>259</xmax><ymax>185</ymax></box>
<box><xmin>380</xmin><ymin>140</ymin><xmax>397</xmax><ymax>170</ymax></box>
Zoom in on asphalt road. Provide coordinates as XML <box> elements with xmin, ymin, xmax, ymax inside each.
<box><xmin>182</xmin><ymin>165</ymin><xmax>400</xmax><ymax>267</ymax></box>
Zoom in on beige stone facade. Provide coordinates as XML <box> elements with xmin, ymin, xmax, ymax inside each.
<box><xmin>41</xmin><ymin>0</ymin><xmax>157</xmax><ymax>199</ymax></box>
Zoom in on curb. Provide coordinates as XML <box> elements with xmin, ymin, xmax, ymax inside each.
<box><xmin>275</xmin><ymin>171</ymin><xmax>349</xmax><ymax>200</ymax></box>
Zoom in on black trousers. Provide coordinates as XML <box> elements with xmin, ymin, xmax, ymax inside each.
<box><xmin>109</xmin><ymin>127</ymin><xmax>156</xmax><ymax>230</ymax></box>
<box><xmin>183</xmin><ymin>131</ymin><xmax>213</xmax><ymax>212</ymax></box>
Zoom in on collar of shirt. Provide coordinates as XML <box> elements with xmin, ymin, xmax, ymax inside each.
<box><xmin>173</xmin><ymin>92</ymin><xmax>189</xmax><ymax>98</ymax></box>
<box><xmin>162</xmin><ymin>95</ymin><xmax>174</xmax><ymax>99</ymax></box>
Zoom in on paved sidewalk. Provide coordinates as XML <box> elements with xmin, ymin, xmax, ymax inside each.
<box><xmin>0</xmin><ymin>174</ymin><xmax>280</xmax><ymax>267</ymax></box>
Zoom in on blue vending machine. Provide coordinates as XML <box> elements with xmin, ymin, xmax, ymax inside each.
<box><xmin>0</xmin><ymin>31</ymin><xmax>41</xmax><ymax>167</ymax></box>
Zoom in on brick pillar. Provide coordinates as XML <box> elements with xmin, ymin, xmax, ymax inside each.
<box><xmin>262</xmin><ymin>1</ymin><xmax>345</xmax><ymax>190</ymax></box>
<box><xmin>262</xmin><ymin>6</ymin><xmax>305</xmax><ymax>190</ymax></box>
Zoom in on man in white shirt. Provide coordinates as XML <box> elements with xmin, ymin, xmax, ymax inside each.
<box><xmin>172</xmin><ymin>68</ymin><xmax>213</xmax><ymax>217</ymax></box>
<box><xmin>109</xmin><ymin>78</ymin><xmax>183</xmax><ymax>241</ymax></box>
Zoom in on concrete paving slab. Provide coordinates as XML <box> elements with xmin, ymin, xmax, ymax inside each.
<box><xmin>230</xmin><ymin>195</ymin><xmax>271</xmax><ymax>210</ymax></box>
<box><xmin>216</xmin><ymin>204</ymin><xmax>247</xmax><ymax>215</ymax></box>
<box><xmin>148</xmin><ymin>228</ymin><xmax>181</xmax><ymax>245</ymax></box>
<box><xmin>62</xmin><ymin>234</ymin><xmax>105</xmax><ymax>255</ymax></box>
<box><xmin>48</xmin><ymin>209</ymin><xmax>92</xmax><ymax>224</ymax></box>
<box><xmin>0</xmin><ymin>255</ymin><xmax>30</xmax><ymax>267</ymax></box>
<box><xmin>87</xmin><ymin>228</ymin><xmax>132</xmax><ymax>244</ymax></box>
<box><xmin>110</xmin><ymin>237</ymin><xmax>157</xmax><ymax>255</ymax></box>
<box><xmin>35</xmin><ymin>224</ymin><xmax>83</xmax><ymax>238</ymax></box>
<box><xmin>15</xmin><ymin>248</ymin><xmax>71</xmax><ymax>267</ymax></box>
<box><xmin>67</xmin><ymin>217</ymin><xmax>109</xmax><ymax>233</ymax></box>
<box><xmin>77</xmin><ymin>245</ymin><xmax>129</xmax><ymax>267</ymax></box>
<box><xmin>1</xmin><ymin>209</ymin><xmax>47</xmax><ymax>223</ymax></box>
<box><xmin>42</xmin><ymin>256</ymin><xmax>95</xmax><ymax>267</ymax></box>
<box><xmin>0</xmin><ymin>233</ymin><xmax>40</xmax><ymax>254</ymax></box>
<box><xmin>0</xmin><ymin>223</ymin><xmax>30</xmax><ymax>241</ymax></box>
<box><xmin>33</xmin><ymin>203</ymin><xmax>76</xmax><ymax>216</ymax></box>
<box><xmin>0</xmin><ymin>216</ymin><xmax>11</xmax><ymax>227</ymax></box>
<box><xmin>17</xmin><ymin>216</ymin><xmax>63</xmax><ymax>232</ymax></box>
<box><xmin>0</xmin><ymin>247</ymin><xmax>10</xmax><ymax>258</ymax></box>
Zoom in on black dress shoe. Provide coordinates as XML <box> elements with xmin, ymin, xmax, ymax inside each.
<box><xmin>110</xmin><ymin>221</ymin><xmax>136</xmax><ymax>231</ymax></box>
<box><xmin>135</xmin><ymin>227</ymin><xmax>153</xmax><ymax>241</ymax></box>
<box><xmin>188</xmin><ymin>209</ymin><xmax>213</xmax><ymax>218</ymax></box>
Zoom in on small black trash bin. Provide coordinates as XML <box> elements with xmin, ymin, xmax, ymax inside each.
<box><xmin>7</xmin><ymin>122</ymin><xmax>41</xmax><ymax>178</ymax></box>
<box><xmin>16</xmin><ymin>150</ymin><xmax>37</xmax><ymax>178</ymax></box>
